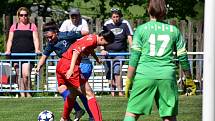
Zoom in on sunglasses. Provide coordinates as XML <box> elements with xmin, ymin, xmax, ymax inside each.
<box><xmin>111</xmin><ymin>8</ymin><xmax>119</xmax><ymax>12</ymax></box>
<box><xmin>19</xmin><ymin>14</ymin><xmax>28</xmax><ymax>17</ymax></box>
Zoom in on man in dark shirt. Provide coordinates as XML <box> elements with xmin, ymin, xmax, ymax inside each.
<box><xmin>101</xmin><ymin>8</ymin><xmax>133</xmax><ymax>96</ymax></box>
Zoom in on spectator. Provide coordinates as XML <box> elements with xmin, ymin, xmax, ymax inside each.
<box><xmin>59</xmin><ymin>8</ymin><xmax>89</xmax><ymax>35</ymax></box>
<box><xmin>123</xmin><ymin>0</ymin><xmax>194</xmax><ymax>120</ymax></box>
<box><xmin>5</xmin><ymin>7</ymin><xmax>41</xmax><ymax>98</ymax></box>
<box><xmin>59</xmin><ymin>8</ymin><xmax>93</xmax><ymax>121</ymax></box>
<box><xmin>101</xmin><ymin>8</ymin><xmax>133</xmax><ymax>96</ymax></box>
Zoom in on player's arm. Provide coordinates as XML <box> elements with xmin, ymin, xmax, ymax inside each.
<box><xmin>176</xmin><ymin>29</ymin><xmax>192</xmax><ymax>78</ymax></box>
<box><xmin>36</xmin><ymin>44</ymin><xmax>54</xmax><ymax>73</ymax></box>
<box><xmin>36</xmin><ymin>55</ymin><xmax>48</xmax><ymax>73</ymax></box>
<box><xmin>65</xmin><ymin>50</ymin><xmax>79</xmax><ymax>79</ymax></box>
<box><xmin>91</xmin><ymin>50</ymin><xmax>101</xmax><ymax>64</ymax></box>
<box><xmin>127</xmin><ymin>26</ymin><xmax>142</xmax><ymax>79</ymax></box>
<box><xmin>176</xmin><ymin>29</ymin><xmax>196</xmax><ymax>95</ymax></box>
<box><xmin>125</xmin><ymin>27</ymin><xmax>142</xmax><ymax>98</ymax></box>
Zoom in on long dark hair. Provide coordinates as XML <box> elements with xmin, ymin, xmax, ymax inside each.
<box><xmin>99</xmin><ymin>30</ymin><xmax>115</xmax><ymax>44</ymax></box>
<box><xmin>148</xmin><ymin>0</ymin><xmax>166</xmax><ymax>20</ymax></box>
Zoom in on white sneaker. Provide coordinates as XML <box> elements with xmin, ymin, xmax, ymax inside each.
<box><xmin>60</xmin><ymin>117</ymin><xmax>72</xmax><ymax>121</ymax></box>
<box><xmin>74</xmin><ymin>109</ymin><xmax>85</xmax><ymax>121</ymax></box>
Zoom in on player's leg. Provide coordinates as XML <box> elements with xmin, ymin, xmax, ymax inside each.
<box><xmin>56</xmin><ymin>66</ymin><xmax>73</xmax><ymax>120</ymax></box>
<box><xmin>74</xmin><ymin>94</ymin><xmax>94</xmax><ymax>121</ymax></box>
<box><xmin>156</xmin><ymin>79</ymin><xmax>178</xmax><ymax>121</ymax></box>
<box><xmin>62</xmin><ymin>89</ymin><xmax>79</xmax><ymax>120</ymax></box>
<box><xmin>73</xmin><ymin>100</ymin><xmax>86</xmax><ymax>121</ymax></box>
<box><xmin>57</xmin><ymin>59</ymin><xmax>80</xmax><ymax>120</ymax></box>
<box><xmin>57</xmin><ymin>81</ymin><xmax>84</xmax><ymax>120</ymax></box>
<box><xmin>124</xmin><ymin>112</ymin><xmax>137</xmax><ymax>121</ymax></box>
<box><xmin>124</xmin><ymin>74</ymin><xmax>157</xmax><ymax>120</ymax></box>
<box><xmin>162</xmin><ymin>116</ymin><xmax>177</xmax><ymax>121</ymax></box>
<box><xmin>57</xmin><ymin>83</ymin><xmax>81</xmax><ymax>120</ymax></box>
<box><xmin>80</xmin><ymin>81</ymin><xmax>102</xmax><ymax>121</ymax></box>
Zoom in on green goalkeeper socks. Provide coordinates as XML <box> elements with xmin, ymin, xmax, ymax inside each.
<box><xmin>124</xmin><ymin>116</ymin><xmax>136</xmax><ymax>121</ymax></box>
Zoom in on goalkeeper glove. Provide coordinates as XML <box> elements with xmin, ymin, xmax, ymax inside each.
<box><xmin>185</xmin><ymin>78</ymin><xmax>197</xmax><ymax>95</ymax></box>
<box><xmin>125</xmin><ymin>77</ymin><xmax>133</xmax><ymax>98</ymax></box>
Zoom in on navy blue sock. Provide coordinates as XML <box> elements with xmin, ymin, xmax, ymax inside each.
<box><xmin>60</xmin><ymin>90</ymin><xmax>71</xmax><ymax>101</ymax></box>
<box><xmin>79</xmin><ymin>94</ymin><xmax>93</xmax><ymax>118</ymax></box>
<box><xmin>74</xmin><ymin>100</ymin><xmax>82</xmax><ymax>111</ymax></box>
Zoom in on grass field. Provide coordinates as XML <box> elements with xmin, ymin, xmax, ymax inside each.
<box><xmin>0</xmin><ymin>95</ymin><xmax>202</xmax><ymax>121</ymax></box>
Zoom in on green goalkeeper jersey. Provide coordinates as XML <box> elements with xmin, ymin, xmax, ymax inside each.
<box><xmin>130</xmin><ymin>20</ymin><xmax>190</xmax><ymax>80</ymax></box>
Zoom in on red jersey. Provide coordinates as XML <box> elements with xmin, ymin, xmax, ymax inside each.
<box><xmin>57</xmin><ymin>34</ymin><xmax>97</xmax><ymax>88</ymax></box>
<box><xmin>62</xmin><ymin>34</ymin><xmax>97</xmax><ymax>63</ymax></box>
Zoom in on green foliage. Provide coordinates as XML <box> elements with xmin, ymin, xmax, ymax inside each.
<box><xmin>0</xmin><ymin>34</ymin><xmax>5</xmax><ymax>52</ymax></box>
<box><xmin>0</xmin><ymin>0</ymin><xmax>205</xmax><ymax>19</ymax></box>
<box><xmin>166</xmin><ymin>0</ymin><xmax>198</xmax><ymax>19</ymax></box>
<box><xmin>0</xmin><ymin>19</ymin><xmax>5</xmax><ymax>52</ymax></box>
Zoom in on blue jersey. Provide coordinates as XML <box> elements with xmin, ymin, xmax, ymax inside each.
<box><xmin>43</xmin><ymin>31</ymin><xmax>82</xmax><ymax>58</ymax></box>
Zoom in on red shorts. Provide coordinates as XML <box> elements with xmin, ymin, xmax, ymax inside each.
<box><xmin>56</xmin><ymin>58</ymin><xmax>87</xmax><ymax>88</ymax></box>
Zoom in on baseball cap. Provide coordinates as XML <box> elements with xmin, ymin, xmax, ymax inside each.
<box><xmin>68</xmin><ymin>8</ymin><xmax>80</xmax><ymax>15</ymax></box>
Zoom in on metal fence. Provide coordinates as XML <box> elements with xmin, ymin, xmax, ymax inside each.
<box><xmin>0</xmin><ymin>52</ymin><xmax>203</xmax><ymax>93</ymax></box>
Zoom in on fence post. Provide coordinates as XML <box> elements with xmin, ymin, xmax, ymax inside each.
<box><xmin>2</xmin><ymin>14</ymin><xmax>10</xmax><ymax>50</ymax></box>
<box><xmin>187</xmin><ymin>20</ymin><xmax>194</xmax><ymax>77</ymax></box>
<box><xmin>88</xmin><ymin>19</ymin><xmax>94</xmax><ymax>34</ymax></box>
<box><xmin>37</xmin><ymin>16</ymin><xmax>44</xmax><ymax>51</ymax></box>
<box><xmin>179</xmin><ymin>20</ymin><xmax>187</xmax><ymax>79</ymax></box>
<box><xmin>196</xmin><ymin>21</ymin><xmax>204</xmax><ymax>82</ymax></box>
<box><xmin>96</xmin><ymin>18</ymin><xmax>102</xmax><ymax>33</ymax></box>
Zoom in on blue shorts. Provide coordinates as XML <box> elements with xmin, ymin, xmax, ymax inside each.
<box><xmin>80</xmin><ymin>58</ymin><xmax>93</xmax><ymax>79</ymax></box>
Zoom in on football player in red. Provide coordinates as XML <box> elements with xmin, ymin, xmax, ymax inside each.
<box><xmin>57</xmin><ymin>30</ymin><xmax>114</xmax><ymax>121</ymax></box>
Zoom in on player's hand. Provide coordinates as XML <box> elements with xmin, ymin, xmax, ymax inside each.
<box><xmin>65</xmin><ymin>69</ymin><xmax>73</xmax><ymax>79</ymax></box>
<box><xmin>100</xmin><ymin>50</ymin><xmax>108</xmax><ymax>56</ymax></box>
<box><xmin>35</xmin><ymin>65</ymin><xmax>40</xmax><ymax>75</ymax></box>
<box><xmin>125</xmin><ymin>77</ymin><xmax>133</xmax><ymax>98</ymax></box>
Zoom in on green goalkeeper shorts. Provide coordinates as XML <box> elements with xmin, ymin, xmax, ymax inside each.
<box><xmin>126</xmin><ymin>74</ymin><xmax>178</xmax><ymax>117</ymax></box>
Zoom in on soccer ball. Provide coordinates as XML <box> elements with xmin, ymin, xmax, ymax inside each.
<box><xmin>38</xmin><ymin>110</ymin><xmax>54</xmax><ymax>121</ymax></box>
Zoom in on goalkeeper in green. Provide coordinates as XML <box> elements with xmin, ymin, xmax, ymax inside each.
<box><xmin>124</xmin><ymin>0</ymin><xmax>196</xmax><ymax>121</ymax></box>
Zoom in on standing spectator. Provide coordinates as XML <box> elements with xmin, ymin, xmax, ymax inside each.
<box><xmin>59</xmin><ymin>8</ymin><xmax>93</xmax><ymax>121</ymax></box>
<box><xmin>101</xmin><ymin>8</ymin><xmax>133</xmax><ymax>96</ymax></box>
<box><xmin>59</xmin><ymin>8</ymin><xmax>89</xmax><ymax>35</ymax></box>
<box><xmin>5</xmin><ymin>7</ymin><xmax>41</xmax><ymax>98</ymax></box>
<box><xmin>124</xmin><ymin>0</ymin><xmax>194</xmax><ymax>120</ymax></box>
